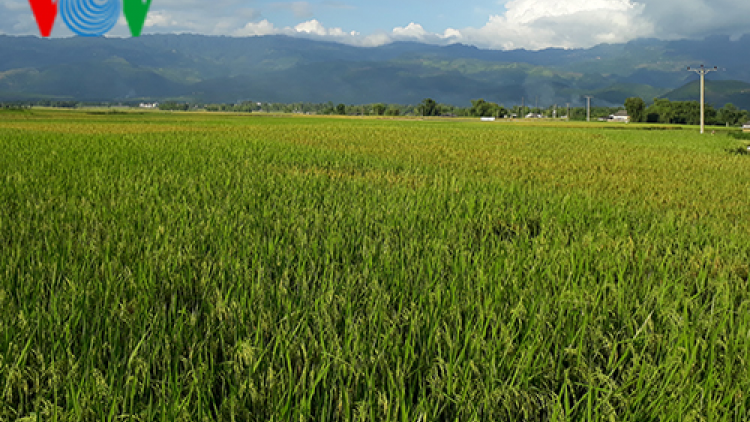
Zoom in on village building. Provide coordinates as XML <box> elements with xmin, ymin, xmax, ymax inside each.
<box><xmin>608</xmin><ymin>110</ymin><xmax>630</xmax><ymax>123</ymax></box>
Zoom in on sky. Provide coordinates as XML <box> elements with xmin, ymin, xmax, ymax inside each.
<box><xmin>2</xmin><ymin>0</ymin><xmax>750</xmax><ymax>50</ymax></box>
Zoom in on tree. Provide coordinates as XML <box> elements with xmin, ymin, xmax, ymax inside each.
<box><xmin>646</xmin><ymin>98</ymin><xmax>675</xmax><ymax>123</ymax></box>
<box><xmin>418</xmin><ymin>98</ymin><xmax>439</xmax><ymax>117</ymax></box>
<box><xmin>385</xmin><ymin>106</ymin><xmax>400</xmax><ymax>116</ymax></box>
<box><xmin>643</xmin><ymin>99</ymin><xmax>723</xmax><ymax>126</ymax></box>
<box><xmin>470</xmin><ymin>99</ymin><xmax>504</xmax><ymax>117</ymax></box>
<box><xmin>718</xmin><ymin>103</ymin><xmax>745</xmax><ymax>126</ymax></box>
<box><xmin>336</xmin><ymin>104</ymin><xmax>346</xmax><ymax>115</ymax></box>
<box><xmin>624</xmin><ymin>97</ymin><xmax>646</xmax><ymax>122</ymax></box>
<box><xmin>740</xmin><ymin>110</ymin><xmax>749</xmax><ymax>126</ymax></box>
<box><xmin>158</xmin><ymin>102</ymin><xmax>190</xmax><ymax>111</ymax></box>
<box><xmin>372</xmin><ymin>103</ymin><xmax>386</xmax><ymax>116</ymax></box>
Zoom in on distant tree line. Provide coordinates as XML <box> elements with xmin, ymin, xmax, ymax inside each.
<box><xmin>0</xmin><ymin>100</ymin><xmax>153</xmax><ymax>109</ymax></box>
<box><xmin>625</xmin><ymin>97</ymin><xmax>748</xmax><ymax>126</ymax></box>
<box><xmin>0</xmin><ymin>103</ymin><xmax>32</xmax><ymax>110</ymax></box>
<box><xmin>159</xmin><ymin>102</ymin><xmax>192</xmax><ymax>111</ymax></box>
<box><xmin>199</xmin><ymin>98</ymin><xmax>540</xmax><ymax>118</ymax></box>
<box><xmin>5</xmin><ymin>97</ymin><xmax>750</xmax><ymax>127</ymax></box>
<box><xmin>1</xmin><ymin>100</ymin><xmax>79</xmax><ymax>109</ymax></box>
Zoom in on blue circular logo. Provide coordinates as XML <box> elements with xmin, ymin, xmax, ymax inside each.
<box><xmin>60</xmin><ymin>0</ymin><xmax>121</xmax><ymax>37</ymax></box>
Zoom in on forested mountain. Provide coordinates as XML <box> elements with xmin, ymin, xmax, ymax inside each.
<box><xmin>1</xmin><ymin>33</ymin><xmax>749</xmax><ymax>106</ymax></box>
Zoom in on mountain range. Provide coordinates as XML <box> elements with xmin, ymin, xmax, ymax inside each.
<box><xmin>2</xmin><ymin>34</ymin><xmax>750</xmax><ymax>108</ymax></box>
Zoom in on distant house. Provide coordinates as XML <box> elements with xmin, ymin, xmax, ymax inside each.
<box><xmin>480</xmin><ymin>117</ymin><xmax>496</xmax><ymax>122</ymax></box>
<box><xmin>139</xmin><ymin>102</ymin><xmax>159</xmax><ymax>109</ymax></box>
<box><xmin>743</xmin><ymin>121</ymin><xmax>750</xmax><ymax>133</ymax></box>
<box><xmin>608</xmin><ymin>110</ymin><xmax>630</xmax><ymax>122</ymax></box>
<box><xmin>525</xmin><ymin>113</ymin><xmax>543</xmax><ymax>119</ymax></box>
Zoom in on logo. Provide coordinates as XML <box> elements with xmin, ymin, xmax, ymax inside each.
<box><xmin>28</xmin><ymin>0</ymin><xmax>152</xmax><ymax>38</ymax></box>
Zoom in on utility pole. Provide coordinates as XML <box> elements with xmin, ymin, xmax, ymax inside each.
<box><xmin>687</xmin><ymin>65</ymin><xmax>719</xmax><ymax>134</ymax></box>
<box><xmin>566</xmin><ymin>103</ymin><xmax>570</xmax><ymax>121</ymax></box>
<box><xmin>521</xmin><ymin>97</ymin><xmax>525</xmax><ymax>118</ymax></box>
<box><xmin>584</xmin><ymin>96</ymin><xmax>593</xmax><ymax>122</ymax></box>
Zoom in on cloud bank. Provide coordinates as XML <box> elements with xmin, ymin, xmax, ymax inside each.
<box><xmin>3</xmin><ymin>0</ymin><xmax>750</xmax><ymax>50</ymax></box>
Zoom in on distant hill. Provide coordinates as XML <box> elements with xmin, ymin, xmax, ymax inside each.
<box><xmin>591</xmin><ymin>83</ymin><xmax>670</xmax><ymax>105</ymax></box>
<box><xmin>1</xmin><ymin>34</ymin><xmax>750</xmax><ymax>106</ymax></box>
<box><xmin>661</xmin><ymin>80</ymin><xmax>750</xmax><ymax>110</ymax></box>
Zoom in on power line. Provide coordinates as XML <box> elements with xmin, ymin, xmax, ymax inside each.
<box><xmin>687</xmin><ymin>65</ymin><xmax>719</xmax><ymax>134</ymax></box>
<box><xmin>584</xmin><ymin>96</ymin><xmax>593</xmax><ymax>122</ymax></box>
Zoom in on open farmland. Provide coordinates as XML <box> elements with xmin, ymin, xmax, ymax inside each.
<box><xmin>1</xmin><ymin>110</ymin><xmax>750</xmax><ymax>421</ymax></box>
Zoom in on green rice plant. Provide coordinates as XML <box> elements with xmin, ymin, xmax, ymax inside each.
<box><xmin>0</xmin><ymin>111</ymin><xmax>749</xmax><ymax>421</ymax></box>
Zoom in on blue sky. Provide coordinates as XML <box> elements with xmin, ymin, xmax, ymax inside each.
<box><xmin>255</xmin><ymin>1</ymin><xmax>502</xmax><ymax>33</ymax></box>
<box><xmin>1</xmin><ymin>0</ymin><xmax>749</xmax><ymax>50</ymax></box>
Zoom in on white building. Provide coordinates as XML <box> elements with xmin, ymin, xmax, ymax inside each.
<box><xmin>608</xmin><ymin>110</ymin><xmax>630</xmax><ymax>122</ymax></box>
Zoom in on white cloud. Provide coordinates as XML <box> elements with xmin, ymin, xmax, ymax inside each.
<box><xmin>412</xmin><ymin>0</ymin><xmax>750</xmax><ymax>50</ymax></box>
<box><xmin>392</xmin><ymin>23</ymin><xmax>429</xmax><ymax>39</ymax></box>
<box><xmin>231</xmin><ymin>0</ymin><xmax>653</xmax><ymax>50</ymax></box>
<box><xmin>640</xmin><ymin>0</ymin><xmax>750</xmax><ymax>40</ymax></box>
<box><xmin>443</xmin><ymin>28</ymin><xmax>461</xmax><ymax>39</ymax></box>
<box><xmin>295</xmin><ymin>19</ymin><xmax>358</xmax><ymax>37</ymax></box>
<box><xmin>391</xmin><ymin>23</ymin><xmax>460</xmax><ymax>44</ymax></box>
<box><xmin>235</xmin><ymin>19</ymin><xmax>362</xmax><ymax>40</ymax></box>
<box><xmin>144</xmin><ymin>12</ymin><xmax>178</xmax><ymax>29</ymax></box>
<box><xmin>244</xmin><ymin>0</ymin><xmax>750</xmax><ymax>51</ymax></box>
<box><xmin>431</xmin><ymin>0</ymin><xmax>651</xmax><ymax>50</ymax></box>
<box><xmin>236</xmin><ymin>19</ymin><xmax>279</xmax><ymax>36</ymax></box>
<box><xmin>504</xmin><ymin>0</ymin><xmax>636</xmax><ymax>24</ymax></box>
<box><xmin>3</xmin><ymin>0</ymin><xmax>750</xmax><ymax>50</ymax></box>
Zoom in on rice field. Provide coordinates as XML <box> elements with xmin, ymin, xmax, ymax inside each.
<box><xmin>1</xmin><ymin>110</ymin><xmax>750</xmax><ymax>421</ymax></box>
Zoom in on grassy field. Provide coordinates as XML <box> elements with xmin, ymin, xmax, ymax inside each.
<box><xmin>1</xmin><ymin>109</ymin><xmax>750</xmax><ymax>421</ymax></box>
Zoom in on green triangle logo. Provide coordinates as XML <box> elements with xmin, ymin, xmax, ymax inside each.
<box><xmin>123</xmin><ymin>0</ymin><xmax>152</xmax><ymax>37</ymax></box>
